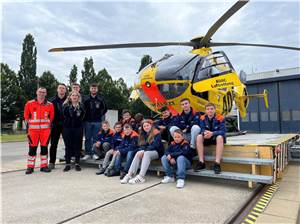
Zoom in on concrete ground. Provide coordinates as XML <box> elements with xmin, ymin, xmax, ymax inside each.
<box><xmin>256</xmin><ymin>163</ymin><xmax>300</xmax><ymax>224</ymax></box>
<box><xmin>1</xmin><ymin>140</ymin><xmax>255</xmax><ymax>224</ymax></box>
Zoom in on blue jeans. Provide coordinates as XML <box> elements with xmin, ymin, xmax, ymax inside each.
<box><xmin>161</xmin><ymin>155</ymin><xmax>191</xmax><ymax>180</ymax></box>
<box><xmin>114</xmin><ymin>150</ymin><xmax>136</xmax><ymax>173</ymax></box>
<box><xmin>84</xmin><ymin>122</ymin><xmax>101</xmax><ymax>156</ymax></box>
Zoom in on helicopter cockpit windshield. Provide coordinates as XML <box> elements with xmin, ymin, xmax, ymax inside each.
<box><xmin>154</xmin><ymin>53</ymin><xmax>200</xmax><ymax>100</ymax></box>
<box><xmin>193</xmin><ymin>51</ymin><xmax>234</xmax><ymax>83</ymax></box>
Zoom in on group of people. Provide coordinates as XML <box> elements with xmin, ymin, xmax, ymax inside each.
<box><xmin>24</xmin><ymin>83</ymin><xmax>226</xmax><ymax>188</ymax></box>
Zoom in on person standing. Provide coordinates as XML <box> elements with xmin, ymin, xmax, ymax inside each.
<box><xmin>24</xmin><ymin>87</ymin><xmax>54</xmax><ymax>174</ymax></box>
<box><xmin>82</xmin><ymin>83</ymin><xmax>107</xmax><ymax>160</ymax></box>
<box><xmin>62</xmin><ymin>91</ymin><xmax>86</xmax><ymax>172</ymax></box>
<box><xmin>48</xmin><ymin>83</ymin><xmax>67</xmax><ymax>169</ymax></box>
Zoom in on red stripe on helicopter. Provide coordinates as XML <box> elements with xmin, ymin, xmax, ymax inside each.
<box><xmin>141</xmin><ymin>82</ymin><xmax>177</xmax><ymax>115</ymax></box>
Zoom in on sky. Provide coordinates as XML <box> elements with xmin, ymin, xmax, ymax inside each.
<box><xmin>2</xmin><ymin>0</ymin><xmax>300</xmax><ymax>86</ymax></box>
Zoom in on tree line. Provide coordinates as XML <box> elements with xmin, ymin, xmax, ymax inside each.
<box><xmin>1</xmin><ymin>34</ymin><xmax>154</xmax><ymax>123</ymax></box>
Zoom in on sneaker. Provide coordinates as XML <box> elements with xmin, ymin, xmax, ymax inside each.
<box><xmin>213</xmin><ymin>163</ymin><xmax>221</xmax><ymax>174</ymax></box>
<box><xmin>107</xmin><ymin>169</ymin><xmax>120</xmax><ymax>177</ymax></box>
<box><xmin>96</xmin><ymin>167</ymin><xmax>106</xmax><ymax>175</ymax></box>
<box><xmin>161</xmin><ymin>176</ymin><xmax>175</xmax><ymax>184</ymax></box>
<box><xmin>176</xmin><ymin>179</ymin><xmax>185</xmax><ymax>188</ymax></box>
<box><xmin>75</xmin><ymin>164</ymin><xmax>81</xmax><ymax>171</ymax></box>
<box><xmin>194</xmin><ymin>161</ymin><xmax>206</xmax><ymax>172</ymax></box>
<box><xmin>40</xmin><ymin>166</ymin><xmax>51</xmax><ymax>173</ymax></box>
<box><xmin>82</xmin><ymin>155</ymin><xmax>91</xmax><ymax>161</ymax></box>
<box><xmin>128</xmin><ymin>175</ymin><xmax>145</xmax><ymax>184</ymax></box>
<box><xmin>63</xmin><ymin>165</ymin><xmax>71</xmax><ymax>172</ymax></box>
<box><xmin>120</xmin><ymin>171</ymin><xmax>126</xmax><ymax>180</ymax></box>
<box><xmin>48</xmin><ymin>163</ymin><xmax>55</xmax><ymax>170</ymax></box>
<box><xmin>93</xmin><ymin>154</ymin><xmax>100</xmax><ymax>160</ymax></box>
<box><xmin>120</xmin><ymin>174</ymin><xmax>132</xmax><ymax>184</ymax></box>
<box><xmin>25</xmin><ymin>168</ymin><xmax>34</xmax><ymax>175</ymax></box>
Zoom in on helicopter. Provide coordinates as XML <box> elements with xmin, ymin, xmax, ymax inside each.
<box><xmin>49</xmin><ymin>0</ymin><xmax>300</xmax><ymax>118</ymax></box>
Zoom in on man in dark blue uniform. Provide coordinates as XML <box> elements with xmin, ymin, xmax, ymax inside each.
<box><xmin>194</xmin><ymin>102</ymin><xmax>226</xmax><ymax>174</ymax></box>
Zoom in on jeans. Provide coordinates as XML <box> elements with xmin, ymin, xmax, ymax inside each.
<box><xmin>114</xmin><ymin>150</ymin><xmax>136</xmax><ymax>173</ymax></box>
<box><xmin>169</xmin><ymin>125</ymin><xmax>201</xmax><ymax>149</ymax></box>
<box><xmin>161</xmin><ymin>155</ymin><xmax>191</xmax><ymax>180</ymax></box>
<box><xmin>84</xmin><ymin>122</ymin><xmax>101</xmax><ymax>156</ymax></box>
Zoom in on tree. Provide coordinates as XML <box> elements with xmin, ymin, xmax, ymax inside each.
<box><xmin>80</xmin><ymin>57</ymin><xmax>96</xmax><ymax>95</ymax></box>
<box><xmin>39</xmin><ymin>71</ymin><xmax>59</xmax><ymax>97</ymax></box>
<box><xmin>138</xmin><ymin>55</ymin><xmax>152</xmax><ymax>72</ymax></box>
<box><xmin>1</xmin><ymin>63</ymin><xmax>22</xmax><ymax>122</ymax></box>
<box><xmin>18</xmin><ymin>33</ymin><xmax>38</xmax><ymax>101</ymax></box>
<box><xmin>68</xmin><ymin>64</ymin><xmax>78</xmax><ymax>90</ymax></box>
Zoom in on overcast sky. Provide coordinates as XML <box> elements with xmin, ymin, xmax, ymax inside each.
<box><xmin>2</xmin><ymin>0</ymin><xmax>300</xmax><ymax>86</ymax></box>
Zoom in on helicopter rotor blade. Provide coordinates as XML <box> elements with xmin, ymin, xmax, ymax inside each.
<box><xmin>199</xmin><ymin>0</ymin><xmax>249</xmax><ymax>46</ymax></box>
<box><xmin>49</xmin><ymin>42</ymin><xmax>194</xmax><ymax>52</ymax></box>
<box><xmin>210</xmin><ymin>42</ymin><xmax>300</xmax><ymax>51</ymax></box>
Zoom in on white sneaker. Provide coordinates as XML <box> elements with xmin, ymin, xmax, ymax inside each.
<box><xmin>128</xmin><ymin>175</ymin><xmax>145</xmax><ymax>184</ymax></box>
<box><xmin>161</xmin><ymin>176</ymin><xmax>175</xmax><ymax>184</ymax></box>
<box><xmin>120</xmin><ymin>174</ymin><xmax>132</xmax><ymax>184</ymax></box>
<box><xmin>176</xmin><ymin>179</ymin><xmax>185</xmax><ymax>188</ymax></box>
<box><xmin>82</xmin><ymin>155</ymin><xmax>91</xmax><ymax>161</ymax></box>
<box><xmin>93</xmin><ymin>154</ymin><xmax>99</xmax><ymax>160</ymax></box>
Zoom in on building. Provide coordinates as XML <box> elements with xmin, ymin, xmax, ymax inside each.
<box><xmin>240</xmin><ymin>67</ymin><xmax>300</xmax><ymax>133</ymax></box>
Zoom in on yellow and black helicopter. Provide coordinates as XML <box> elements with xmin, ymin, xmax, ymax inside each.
<box><xmin>49</xmin><ymin>0</ymin><xmax>300</xmax><ymax>118</ymax></box>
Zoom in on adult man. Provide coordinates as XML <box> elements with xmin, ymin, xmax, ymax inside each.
<box><xmin>194</xmin><ymin>102</ymin><xmax>226</xmax><ymax>174</ymax></box>
<box><xmin>24</xmin><ymin>87</ymin><xmax>54</xmax><ymax>174</ymax></box>
<box><xmin>82</xmin><ymin>83</ymin><xmax>107</xmax><ymax>160</ymax></box>
<box><xmin>48</xmin><ymin>83</ymin><xmax>67</xmax><ymax>169</ymax></box>
<box><xmin>72</xmin><ymin>83</ymin><xmax>80</xmax><ymax>93</ymax></box>
<box><xmin>169</xmin><ymin>98</ymin><xmax>202</xmax><ymax>150</ymax></box>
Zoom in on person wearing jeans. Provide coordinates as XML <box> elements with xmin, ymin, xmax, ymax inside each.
<box><xmin>83</xmin><ymin>83</ymin><xmax>107</xmax><ymax>160</ymax></box>
<box><xmin>161</xmin><ymin>129</ymin><xmax>193</xmax><ymax>188</ymax></box>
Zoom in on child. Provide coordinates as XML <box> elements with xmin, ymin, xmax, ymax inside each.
<box><xmin>92</xmin><ymin>121</ymin><xmax>114</xmax><ymax>160</ymax></box>
<box><xmin>112</xmin><ymin>124</ymin><xmax>139</xmax><ymax>179</ymax></box>
<box><xmin>161</xmin><ymin>129</ymin><xmax>193</xmax><ymax>188</ymax></box>
<box><xmin>134</xmin><ymin>113</ymin><xmax>144</xmax><ymax>132</ymax></box>
<box><xmin>120</xmin><ymin>110</ymin><xmax>136</xmax><ymax>130</ymax></box>
<box><xmin>155</xmin><ymin>106</ymin><xmax>173</xmax><ymax>143</ymax></box>
<box><xmin>96</xmin><ymin>122</ymin><xmax>123</xmax><ymax>175</ymax></box>
<box><xmin>194</xmin><ymin>102</ymin><xmax>226</xmax><ymax>174</ymax></box>
<box><xmin>120</xmin><ymin>119</ymin><xmax>164</xmax><ymax>184</ymax></box>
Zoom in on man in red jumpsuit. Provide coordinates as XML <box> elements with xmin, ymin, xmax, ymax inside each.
<box><xmin>24</xmin><ymin>87</ymin><xmax>55</xmax><ymax>174</ymax></box>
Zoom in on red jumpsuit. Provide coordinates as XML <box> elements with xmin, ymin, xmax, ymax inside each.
<box><xmin>24</xmin><ymin>99</ymin><xmax>54</xmax><ymax>168</ymax></box>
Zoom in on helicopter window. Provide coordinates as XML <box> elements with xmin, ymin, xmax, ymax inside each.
<box><xmin>157</xmin><ymin>83</ymin><xmax>189</xmax><ymax>100</ymax></box>
<box><xmin>155</xmin><ymin>54</ymin><xmax>199</xmax><ymax>81</ymax></box>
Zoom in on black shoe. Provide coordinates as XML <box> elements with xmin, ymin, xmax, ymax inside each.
<box><xmin>96</xmin><ymin>167</ymin><xmax>106</xmax><ymax>175</ymax></box>
<box><xmin>25</xmin><ymin>168</ymin><xmax>34</xmax><ymax>175</ymax></box>
<box><xmin>194</xmin><ymin>161</ymin><xmax>206</xmax><ymax>172</ymax></box>
<box><xmin>107</xmin><ymin>169</ymin><xmax>120</xmax><ymax>177</ymax></box>
<box><xmin>120</xmin><ymin>171</ymin><xmax>126</xmax><ymax>180</ymax></box>
<box><xmin>213</xmin><ymin>163</ymin><xmax>221</xmax><ymax>174</ymax></box>
<box><xmin>40</xmin><ymin>166</ymin><xmax>51</xmax><ymax>173</ymax></box>
<box><xmin>75</xmin><ymin>164</ymin><xmax>81</xmax><ymax>171</ymax></box>
<box><xmin>63</xmin><ymin>165</ymin><xmax>71</xmax><ymax>172</ymax></box>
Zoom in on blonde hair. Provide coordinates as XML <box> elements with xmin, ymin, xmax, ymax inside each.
<box><xmin>63</xmin><ymin>91</ymin><xmax>82</xmax><ymax>107</ymax></box>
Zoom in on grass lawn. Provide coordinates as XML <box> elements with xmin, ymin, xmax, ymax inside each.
<box><xmin>0</xmin><ymin>134</ymin><xmax>27</xmax><ymax>142</ymax></box>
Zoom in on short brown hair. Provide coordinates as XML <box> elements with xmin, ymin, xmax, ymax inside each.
<box><xmin>90</xmin><ymin>83</ymin><xmax>98</xmax><ymax>88</ymax></box>
<box><xmin>102</xmin><ymin>120</ymin><xmax>110</xmax><ymax>127</ymax></box>
<box><xmin>123</xmin><ymin>124</ymin><xmax>132</xmax><ymax>129</ymax></box>
<box><xmin>173</xmin><ymin>129</ymin><xmax>184</xmax><ymax>136</ymax></box>
<box><xmin>180</xmin><ymin>98</ymin><xmax>190</xmax><ymax>103</ymax></box>
<box><xmin>205</xmin><ymin>102</ymin><xmax>216</xmax><ymax>108</ymax></box>
<box><xmin>114</xmin><ymin>122</ymin><xmax>122</xmax><ymax>127</ymax></box>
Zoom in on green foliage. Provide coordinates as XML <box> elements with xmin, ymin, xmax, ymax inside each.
<box><xmin>80</xmin><ymin>57</ymin><xmax>96</xmax><ymax>95</ymax></box>
<box><xmin>18</xmin><ymin>33</ymin><xmax>38</xmax><ymax>101</ymax></box>
<box><xmin>39</xmin><ymin>71</ymin><xmax>59</xmax><ymax>98</ymax></box>
<box><xmin>68</xmin><ymin>64</ymin><xmax>78</xmax><ymax>90</ymax></box>
<box><xmin>138</xmin><ymin>55</ymin><xmax>153</xmax><ymax>72</ymax></box>
<box><xmin>1</xmin><ymin>63</ymin><xmax>22</xmax><ymax>122</ymax></box>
